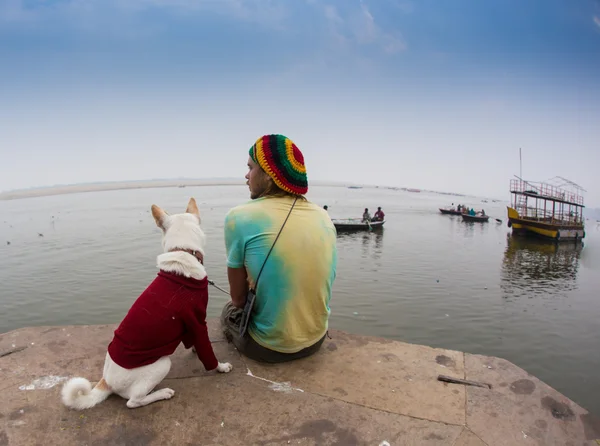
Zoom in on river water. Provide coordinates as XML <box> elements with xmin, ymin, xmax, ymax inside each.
<box><xmin>1</xmin><ymin>185</ymin><xmax>598</xmax><ymax>415</ymax></box>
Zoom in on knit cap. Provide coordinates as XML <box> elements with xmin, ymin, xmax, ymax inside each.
<box><xmin>249</xmin><ymin>134</ymin><xmax>308</xmax><ymax>195</ymax></box>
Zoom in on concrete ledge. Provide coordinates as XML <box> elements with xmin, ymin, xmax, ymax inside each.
<box><xmin>1</xmin><ymin>321</ymin><xmax>599</xmax><ymax>445</ymax></box>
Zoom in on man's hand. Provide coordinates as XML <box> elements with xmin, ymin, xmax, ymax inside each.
<box><xmin>228</xmin><ymin>267</ymin><xmax>249</xmax><ymax>308</ymax></box>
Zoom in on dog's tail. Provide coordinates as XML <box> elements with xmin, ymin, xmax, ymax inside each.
<box><xmin>61</xmin><ymin>377</ymin><xmax>112</xmax><ymax>410</ymax></box>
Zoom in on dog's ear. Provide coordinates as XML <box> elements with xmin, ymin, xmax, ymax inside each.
<box><xmin>186</xmin><ymin>197</ymin><xmax>200</xmax><ymax>221</ymax></box>
<box><xmin>151</xmin><ymin>204</ymin><xmax>168</xmax><ymax>230</ymax></box>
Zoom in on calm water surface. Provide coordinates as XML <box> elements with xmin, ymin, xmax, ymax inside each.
<box><xmin>1</xmin><ymin>185</ymin><xmax>599</xmax><ymax>415</ymax></box>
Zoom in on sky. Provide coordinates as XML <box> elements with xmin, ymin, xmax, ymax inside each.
<box><xmin>1</xmin><ymin>0</ymin><xmax>599</xmax><ymax>205</ymax></box>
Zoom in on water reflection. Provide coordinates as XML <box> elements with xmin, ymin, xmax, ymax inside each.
<box><xmin>500</xmin><ymin>234</ymin><xmax>583</xmax><ymax>299</ymax></box>
<box><xmin>362</xmin><ymin>231</ymin><xmax>383</xmax><ymax>261</ymax></box>
<box><xmin>461</xmin><ymin>218</ymin><xmax>492</xmax><ymax>238</ymax></box>
<box><xmin>337</xmin><ymin>229</ymin><xmax>384</xmax><ymax>261</ymax></box>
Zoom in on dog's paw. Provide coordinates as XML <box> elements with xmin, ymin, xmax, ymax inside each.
<box><xmin>216</xmin><ymin>362</ymin><xmax>233</xmax><ymax>373</ymax></box>
<box><xmin>162</xmin><ymin>388</ymin><xmax>175</xmax><ymax>399</ymax></box>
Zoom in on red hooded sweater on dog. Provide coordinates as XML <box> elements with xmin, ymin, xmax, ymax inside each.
<box><xmin>107</xmin><ymin>270</ymin><xmax>218</xmax><ymax>371</ymax></box>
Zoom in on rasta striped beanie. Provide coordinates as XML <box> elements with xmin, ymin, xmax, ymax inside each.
<box><xmin>249</xmin><ymin>134</ymin><xmax>308</xmax><ymax>195</ymax></box>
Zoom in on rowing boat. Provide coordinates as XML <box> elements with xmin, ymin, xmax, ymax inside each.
<box><xmin>439</xmin><ymin>208</ymin><xmax>462</xmax><ymax>216</ymax></box>
<box><xmin>332</xmin><ymin>219</ymin><xmax>385</xmax><ymax>231</ymax></box>
<box><xmin>461</xmin><ymin>214</ymin><xmax>490</xmax><ymax>223</ymax></box>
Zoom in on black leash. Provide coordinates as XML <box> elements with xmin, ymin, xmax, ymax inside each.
<box><xmin>208</xmin><ymin>280</ymin><xmax>231</xmax><ymax>296</ymax></box>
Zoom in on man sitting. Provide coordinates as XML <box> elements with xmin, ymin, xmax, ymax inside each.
<box><xmin>221</xmin><ymin>134</ymin><xmax>338</xmax><ymax>363</ymax></box>
<box><xmin>373</xmin><ymin>207</ymin><xmax>385</xmax><ymax>221</ymax></box>
<box><xmin>362</xmin><ymin>208</ymin><xmax>371</xmax><ymax>222</ymax></box>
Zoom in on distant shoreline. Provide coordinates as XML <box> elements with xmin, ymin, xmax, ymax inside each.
<box><xmin>0</xmin><ymin>179</ymin><xmax>353</xmax><ymax>201</ymax></box>
<box><xmin>0</xmin><ymin>179</ymin><xmax>248</xmax><ymax>201</ymax></box>
<box><xmin>0</xmin><ymin>179</ymin><xmax>524</xmax><ymax>205</ymax></box>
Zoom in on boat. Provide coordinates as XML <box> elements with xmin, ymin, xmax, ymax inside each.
<box><xmin>439</xmin><ymin>208</ymin><xmax>462</xmax><ymax>215</ymax></box>
<box><xmin>461</xmin><ymin>213</ymin><xmax>490</xmax><ymax>223</ymax></box>
<box><xmin>507</xmin><ymin>177</ymin><xmax>585</xmax><ymax>242</ymax></box>
<box><xmin>332</xmin><ymin>218</ymin><xmax>385</xmax><ymax>231</ymax></box>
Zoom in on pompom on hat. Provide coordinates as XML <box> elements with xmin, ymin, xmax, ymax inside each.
<box><xmin>249</xmin><ymin>134</ymin><xmax>308</xmax><ymax>195</ymax></box>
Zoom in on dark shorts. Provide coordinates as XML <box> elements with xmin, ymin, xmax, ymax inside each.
<box><xmin>220</xmin><ymin>302</ymin><xmax>325</xmax><ymax>364</ymax></box>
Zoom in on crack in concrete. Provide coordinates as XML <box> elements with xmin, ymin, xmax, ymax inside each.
<box><xmin>164</xmin><ymin>368</ymin><xmax>467</xmax><ymax>429</ymax></box>
<box><xmin>469</xmin><ymin>428</ymin><xmax>490</xmax><ymax>446</ymax></box>
<box><xmin>450</xmin><ymin>427</ymin><xmax>467</xmax><ymax>446</ymax></box>
<box><xmin>463</xmin><ymin>351</ymin><xmax>468</xmax><ymax>429</ymax></box>
<box><xmin>224</xmin><ymin>345</ymin><xmax>469</xmax><ymax>427</ymax></box>
<box><xmin>308</xmin><ymin>388</ymin><xmax>465</xmax><ymax>428</ymax></box>
<box><xmin>462</xmin><ymin>354</ymin><xmax>490</xmax><ymax>446</ymax></box>
<box><xmin>450</xmin><ymin>427</ymin><xmax>490</xmax><ymax>446</ymax></box>
<box><xmin>228</xmin><ymin>344</ymin><xmax>468</xmax><ymax>428</ymax></box>
<box><xmin>0</xmin><ymin>345</ymin><xmax>28</xmax><ymax>358</ymax></box>
<box><xmin>0</xmin><ymin>381</ymin><xmax>21</xmax><ymax>392</ymax></box>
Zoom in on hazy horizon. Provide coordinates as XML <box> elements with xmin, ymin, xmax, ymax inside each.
<box><xmin>0</xmin><ymin>176</ymin><xmax>491</xmax><ymax>197</ymax></box>
<box><xmin>2</xmin><ymin>0</ymin><xmax>599</xmax><ymax>206</ymax></box>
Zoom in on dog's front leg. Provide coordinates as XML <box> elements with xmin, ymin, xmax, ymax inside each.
<box><xmin>216</xmin><ymin>362</ymin><xmax>233</xmax><ymax>373</ymax></box>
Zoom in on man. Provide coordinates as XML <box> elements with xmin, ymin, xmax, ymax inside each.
<box><xmin>221</xmin><ymin>134</ymin><xmax>338</xmax><ymax>363</ymax></box>
<box><xmin>373</xmin><ymin>207</ymin><xmax>385</xmax><ymax>221</ymax></box>
<box><xmin>362</xmin><ymin>208</ymin><xmax>371</xmax><ymax>222</ymax></box>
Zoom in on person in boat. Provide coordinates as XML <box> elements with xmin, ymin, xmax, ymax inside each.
<box><xmin>481</xmin><ymin>209</ymin><xmax>486</xmax><ymax>216</ymax></box>
<box><xmin>373</xmin><ymin>207</ymin><xmax>385</xmax><ymax>221</ymax></box>
<box><xmin>457</xmin><ymin>204</ymin><xmax>462</xmax><ymax>212</ymax></box>
<box><xmin>469</xmin><ymin>208</ymin><xmax>476</xmax><ymax>216</ymax></box>
<box><xmin>221</xmin><ymin>134</ymin><xmax>338</xmax><ymax>363</ymax></box>
<box><xmin>362</xmin><ymin>208</ymin><xmax>371</xmax><ymax>222</ymax></box>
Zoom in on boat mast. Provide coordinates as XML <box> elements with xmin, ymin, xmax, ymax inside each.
<box><xmin>519</xmin><ymin>147</ymin><xmax>522</xmax><ymax>180</ymax></box>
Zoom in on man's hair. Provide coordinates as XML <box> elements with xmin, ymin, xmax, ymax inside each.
<box><xmin>259</xmin><ymin>170</ymin><xmax>306</xmax><ymax>201</ymax></box>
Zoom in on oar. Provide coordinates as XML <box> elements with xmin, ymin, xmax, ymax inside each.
<box><xmin>477</xmin><ymin>211</ymin><xmax>502</xmax><ymax>223</ymax></box>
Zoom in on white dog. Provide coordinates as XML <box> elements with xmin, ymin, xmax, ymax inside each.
<box><xmin>61</xmin><ymin>198</ymin><xmax>232</xmax><ymax>410</ymax></box>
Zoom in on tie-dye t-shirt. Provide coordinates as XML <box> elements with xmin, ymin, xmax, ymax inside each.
<box><xmin>224</xmin><ymin>195</ymin><xmax>337</xmax><ymax>353</ymax></box>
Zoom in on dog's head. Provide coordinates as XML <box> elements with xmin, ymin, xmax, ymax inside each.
<box><xmin>151</xmin><ymin>197</ymin><xmax>206</xmax><ymax>254</ymax></box>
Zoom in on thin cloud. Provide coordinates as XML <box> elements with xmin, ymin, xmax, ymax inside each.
<box><xmin>0</xmin><ymin>0</ymin><xmax>289</xmax><ymax>27</ymax></box>
<box><xmin>382</xmin><ymin>34</ymin><xmax>407</xmax><ymax>54</ymax></box>
<box><xmin>318</xmin><ymin>1</ymin><xmax>407</xmax><ymax>55</ymax></box>
<box><xmin>322</xmin><ymin>5</ymin><xmax>347</xmax><ymax>45</ymax></box>
<box><xmin>390</xmin><ymin>0</ymin><xmax>414</xmax><ymax>14</ymax></box>
<box><xmin>358</xmin><ymin>1</ymin><xmax>406</xmax><ymax>53</ymax></box>
<box><xmin>358</xmin><ymin>1</ymin><xmax>377</xmax><ymax>43</ymax></box>
<box><xmin>324</xmin><ymin>5</ymin><xmax>343</xmax><ymax>24</ymax></box>
<box><xmin>594</xmin><ymin>15</ymin><xmax>600</xmax><ymax>29</ymax></box>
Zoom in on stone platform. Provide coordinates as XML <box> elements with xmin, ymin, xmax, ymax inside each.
<box><xmin>1</xmin><ymin>320</ymin><xmax>599</xmax><ymax>445</ymax></box>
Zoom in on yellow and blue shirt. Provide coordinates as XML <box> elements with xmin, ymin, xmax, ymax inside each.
<box><xmin>224</xmin><ymin>195</ymin><xmax>337</xmax><ymax>353</ymax></box>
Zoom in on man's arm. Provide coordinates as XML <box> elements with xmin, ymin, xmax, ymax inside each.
<box><xmin>224</xmin><ymin>209</ymin><xmax>248</xmax><ymax>308</ymax></box>
<box><xmin>228</xmin><ymin>267</ymin><xmax>248</xmax><ymax>309</ymax></box>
